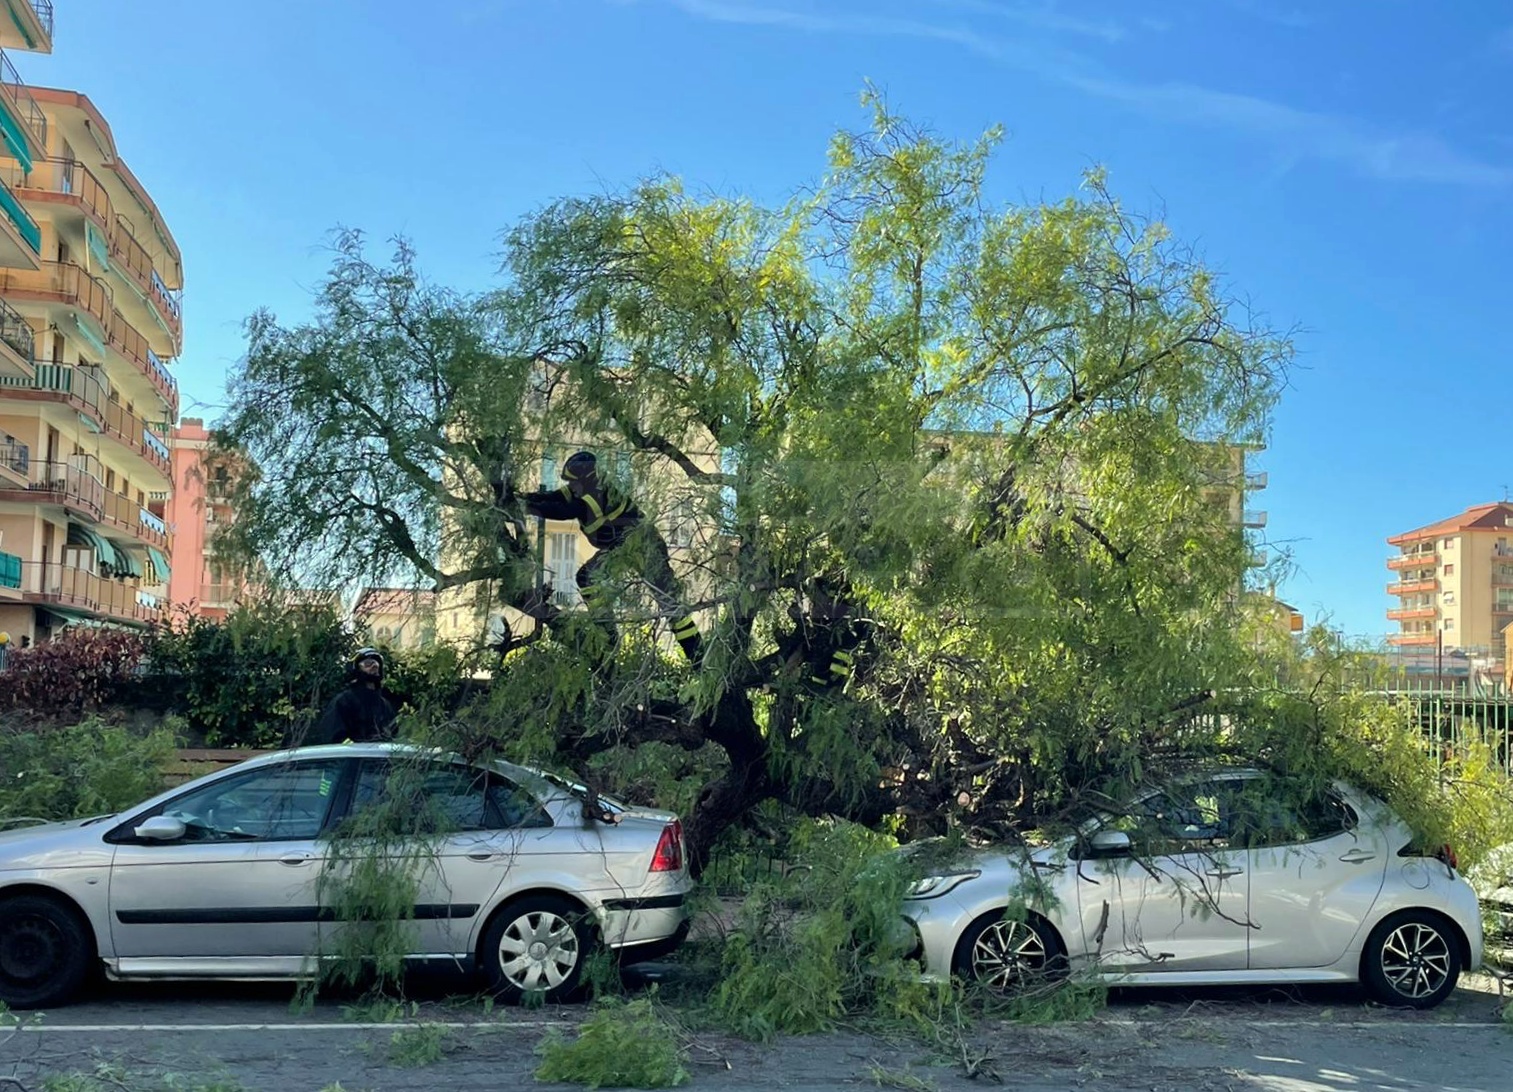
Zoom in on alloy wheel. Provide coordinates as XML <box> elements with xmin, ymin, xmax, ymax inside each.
<box><xmin>497</xmin><ymin>909</ymin><xmax>581</xmax><ymax>992</ymax></box>
<box><xmin>1378</xmin><ymin>921</ymin><xmax>1452</xmax><ymax>1000</ymax></box>
<box><xmin>969</xmin><ymin>919</ymin><xmax>1049</xmax><ymax>989</ymax></box>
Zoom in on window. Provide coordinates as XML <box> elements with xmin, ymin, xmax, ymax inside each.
<box><xmin>1099</xmin><ymin>780</ymin><xmax>1236</xmax><ymax>856</ymax></box>
<box><xmin>153</xmin><ymin>761</ymin><xmax>345</xmax><ymax>842</ymax></box>
<box><xmin>667</xmin><ymin>497</ymin><xmax>696</xmax><ymax>550</ymax></box>
<box><xmin>1443</xmin><ymin>619</ymin><xmax>1455</xmax><ymax>632</ymax></box>
<box><xmin>1229</xmin><ymin>789</ymin><xmax>1357</xmax><ymax>848</ymax></box>
<box><xmin>1442</xmin><ymin>592</ymin><xmax>1454</xmax><ymax>605</ymax></box>
<box><xmin>349</xmin><ymin>761</ymin><xmax>550</xmax><ymax>833</ymax></box>
<box><xmin>540</xmin><ymin>449</ymin><xmax>558</xmax><ymax>489</ymax></box>
<box><xmin>1443</xmin><ymin>538</ymin><xmax>1455</xmax><ymax>550</ymax></box>
<box><xmin>1443</xmin><ymin>564</ymin><xmax>1455</xmax><ymax>576</ymax></box>
<box><xmin>547</xmin><ymin>532</ymin><xmax>580</xmax><ymax>606</ymax></box>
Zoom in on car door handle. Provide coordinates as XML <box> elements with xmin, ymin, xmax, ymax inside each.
<box><xmin>1339</xmin><ymin>850</ymin><xmax>1376</xmax><ymax>864</ymax></box>
<box><xmin>1205</xmin><ymin>866</ymin><xmax>1243</xmax><ymax>879</ymax></box>
<box><xmin>466</xmin><ymin>851</ymin><xmax>496</xmax><ymax>862</ymax></box>
<box><xmin>279</xmin><ymin>853</ymin><xmax>312</xmax><ymax>866</ymax></box>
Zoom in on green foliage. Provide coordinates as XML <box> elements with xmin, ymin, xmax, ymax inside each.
<box><xmin>708</xmin><ymin>819</ymin><xmax>934</xmax><ymax>1040</ymax></box>
<box><xmin>40</xmin><ymin>1066</ymin><xmax>248</xmax><ymax>1092</ymax></box>
<box><xmin>386</xmin><ymin>1022</ymin><xmax>450</xmax><ymax>1067</ymax></box>
<box><xmin>534</xmin><ymin>997</ymin><xmax>690</xmax><ymax>1089</ymax></box>
<box><xmin>0</xmin><ymin>628</ymin><xmax>150</xmax><ymax>713</ymax></box>
<box><xmin>867</xmin><ymin>1062</ymin><xmax>938</xmax><ymax>1091</ymax></box>
<box><xmin>147</xmin><ymin>599</ymin><xmax>354</xmax><ymax>746</ymax></box>
<box><xmin>215</xmin><ymin>89</ymin><xmax>1289</xmax><ymax>868</ymax></box>
<box><xmin>0</xmin><ymin>717</ymin><xmax>178</xmax><ymax>822</ymax></box>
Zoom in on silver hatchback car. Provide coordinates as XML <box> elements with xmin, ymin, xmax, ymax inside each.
<box><xmin>0</xmin><ymin>743</ymin><xmax>692</xmax><ymax>1008</ymax></box>
<box><xmin>902</xmin><ymin>770</ymin><xmax>1482</xmax><ymax>1008</ymax></box>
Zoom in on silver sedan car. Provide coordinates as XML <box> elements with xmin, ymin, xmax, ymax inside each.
<box><xmin>902</xmin><ymin>770</ymin><xmax>1482</xmax><ymax>1008</ymax></box>
<box><xmin>0</xmin><ymin>744</ymin><xmax>692</xmax><ymax>1009</ymax></box>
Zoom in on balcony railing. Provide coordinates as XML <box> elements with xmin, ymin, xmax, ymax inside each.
<box><xmin>0</xmin><ymin>48</ymin><xmax>45</xmax><ymax>165</ymax></box>
<box><xmin>201</xmin><ymin>582</ymin><xmax>236</xmax><ymax>606</ymax></box>
<box><xmin>0</xmin><ymin>174</ymin><xmax>38</xmax><ymax>254</ymax></box>
<box><xmin>0</xmin><ymin>457</ymin><xmax>105</xmax><ymax>518</ymax></box>
<box><xmin>0</xmin><ymin>261</ymin><xmax>112</xmax><ymax>338</ymax></box>
<box><xmin>0</xmin><ymin>434</ymin><xmax>27</xmax><ymax>475</ymax></box>
<box><xmin>1387</xmin><ymin>579</ymin><xmax>1439</xmax><ymax>596</ymax></box>
<box><xmin>1388</xmin><ymin>633</ymin><xmax>1437</xmax><ymax>646</ymax></box>
<box><xmin>1387</xmin><ymin>607</ymin><xmax>1437</xmax><ymax>621</ymax></box>
<box><xmin>0</xmin><ymin>362</ymin><xmax>172</xmax><ymax>475</ymax></box>
<box><xmin>1243</xmin><ymin>509</ymin><xmax>1268</xmax><ymax>528</ymax></box>
<box><xmin>110</xmin><ymin>310</ymin><xmax>179</xmax><ymax>411</ymax></box>
<box><xmin>30</xmin><ymin>1</ymin><xmax>53</xmax><ymax>38</ymax></box>
<box><xmin>0</xmin><ymin>295</ymin><xmax>35</xmax><ymax>363</ymax></box>
<box><xmin>16</xmin><ymin>561</ymin><xmax>161</xmax><ymax>626</ymax></box>
<box><xmin>1387</xmin><ymin>552</ymin><xmax>1438</xmax><ymax>570</ymax></box>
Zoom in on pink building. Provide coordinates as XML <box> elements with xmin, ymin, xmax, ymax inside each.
<box><xmin>165</xmin><ymin>418</ymin><xmax>237</xmax><ymax>620</ymax></box>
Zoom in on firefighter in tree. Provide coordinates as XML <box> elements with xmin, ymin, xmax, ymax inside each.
<box><xmin>767</xmin><ymin>574</ymin><xmax>873</xmax><ymax>693</ymax></box>
<box><xmin>515</xmin><ymin>450</ymin><xmax>702</xmax><ymax>661</ymax></box>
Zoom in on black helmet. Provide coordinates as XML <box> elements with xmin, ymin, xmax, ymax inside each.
<box><xmin>352</xmin><ymin>647</ymin><xmax>384</xmax><ymax>678</ymax></box>
<box><xmin>562</xmin><ymin>451</ymin><xmax>597</xmax><ymax>482</ymax></box>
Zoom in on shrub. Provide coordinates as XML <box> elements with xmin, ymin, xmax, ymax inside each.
<box><xmin>147</xmin><ymin>600</ymin><xmax>354</xmax><ymax>747</ymax></box>
<box><xmin>534</xmin><ymin>998</ymin><xmax>689</xmax><ymax>1089</ymax></box>
<box><xmin>0</xmin><ymin>629</ymin><xmax>151</xmax><ymax>713</ymax></box>
<box><xmin>0</xmin><ymin>717</ymin><xmax>179</xmax><ymax>822</ymax></box>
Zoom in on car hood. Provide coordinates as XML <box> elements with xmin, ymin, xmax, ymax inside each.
<box><xmin>0</xmin><ymin>815</ymin><xmax>111</xmax><ymax>865</ymax></box>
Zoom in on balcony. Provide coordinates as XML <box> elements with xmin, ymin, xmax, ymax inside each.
<box><xmin>16</xmin><ymin>560</ymin><xmax>161</xmax><ymax>627</ymax></box>
<box><xmin>1244</xmin><ymin>471</ymin><xmax>1268</xmax><ymax>491</ymax></box>
<box><xmin>6</xmin><ymin>158</ymin><xmax>184</xmax><ymax>353</ymax></box>
<box><xmin>0</xmin><ymin>261</ymin><xmax>179</xmax><ymax>411</ymax></box>
<box><xmin>1387</xmin><ymin>552</ymin><xmax>1438</xmax><ymax>570</ymax></box>
<box><xmin>0</xmin><ymin>362</ymin><xmax>172</xmax><ymax>477</ymax></box>
<box><xmin>0</xmin><ymin>1</ymin><xmax>53</xmax><ymax>54</ymax></box>
<box><xmin>1388</xmin><ymin>633</ymin><xmax>1437</xmax><ymax>647</ymax></box>
<box><xmin>1387</xmin><ymin>578</ymin><xmax>1439</xmax><ymax>596</ymax></box>
<box><xmin>1387</xmin><ymin>607</ymin><xmax>1437</xmax><ymax>621</ymax></box>
<box><xmin>1242</xmin><ymin>509</ymin><xmax>1268</xmax><ymax>528</ymax></box>
<box><xmin>0</xmin><ymin>548</ymin><xmax>19</xmax><ymax>595</ymax></box>
<box><xmin>0</xmin><ymin>430</ymin><xmax>26</xmax><ymax>485</ymax></box>
<box><xmin>0</xmin><ymin>295</ymin><xmax>31</xmax><ymax>378</ymax></box>
<box><xmin>0</xmin><ymin>458</ymin><xmax>172</xmax><ymax>552</ymax></box>
<box><xmin>0</xmin><ymin>48</ymin><xmax>44</xmax><ymax>169</ymax></box>
<box><xmin>0</xmin><ymin>175</ymin><xmax>38</xmax><ymax>268</ymax></box>
<box><xmin>200</xmin><ymin>582</ymin><xmax>236</xmax><ymax>608</ymax></box>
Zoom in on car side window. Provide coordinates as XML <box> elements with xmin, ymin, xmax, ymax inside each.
<box><xmin>349</xmin><ymin>761</ymin><xmax>551</xmax><ymax>833</ymax></box>
<box><xmin>1230</xmin><ymin>789</ymin><xmax>1358</xmax><ymax>848</ymax></box>
<box><xmin>157</xmin><ymin>761</ymin><xmax>344</xmax><ymax>843</ymax></box>
<box><xmin>1105</xmin><ymin>781</ymin><xmax>1235</xmax><ymax>855</ymax></box>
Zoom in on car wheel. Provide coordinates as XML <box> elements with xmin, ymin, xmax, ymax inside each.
<box><xmin>1360</xmin><ymin>910</ymin><xmax>1462</xmax><ymax>1009</ymax></box>
<box><xmin>0</xmin><ymin>893</ymin><xmax>93</xmax><ymax>1009</ymax></box>
<box><xmin>951</xmin><ymin>909</ymin><xmax>1066</xmax><ymax>991</ymax></box>
<box><xmin>480</xmin><ymin>895</ymin><xmax>595</xmax><ymax>1003</ymax></box>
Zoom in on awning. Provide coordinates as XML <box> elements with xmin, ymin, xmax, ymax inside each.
<box><xmin>69</xmin><ymin>312</ymin><xmax>107</xmax><ymax>358</ymax></box>
<box><xmin>67</xmin><ymin>522</ymin><xmax>116</xmax><ymax>568</ymax></box>
<box><xmin>147</xmin><ymin>546</ymin><xmax>171</xmax><ymax>583</ymax></box>
<box><xmin>113</xmin><ymin>548</ymin><xmax>144</xmax><ymax>579</ymax></box>
<box><xmin>43</xmin><ymin>607</ymin><xmax>106</xmax><ymax>629</ymax></box>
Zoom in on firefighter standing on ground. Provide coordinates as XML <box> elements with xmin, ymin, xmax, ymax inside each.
<box><xmin>516</xmin><ymin>451</ymin><xmax>702</xmax><ymax>661</ymax></box>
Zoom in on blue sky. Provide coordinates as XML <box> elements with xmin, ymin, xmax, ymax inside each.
<box><xmin>21</xmin><ymin>0</ymin><xmax>1513</xmax><ymax>638</ymax></box>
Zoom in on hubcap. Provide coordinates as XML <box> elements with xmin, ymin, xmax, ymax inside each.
<box><xmin>0</xmin><ymin>914</ymin><xmax>62</xmax><ymax>986</ymax></box>
<box><xmin>969</xmin><ymin>919</ymin><xmax>1048</xmax><ymax>989</ymax></box>
<box><xmin>1380</xmin><ymin>922</ymin><xmax>1452</xmax><ymax>999</ymax></box>
<box><xmin>498</xmin><ymin>910</ymin><xmax>580</xmax><ymax>992</ymax></box>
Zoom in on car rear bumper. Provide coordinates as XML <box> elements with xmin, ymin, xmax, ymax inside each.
<box><xmin>597</xmin><ymin>893</ymin><xmax>689</xmax><ymax>951</ymax></box>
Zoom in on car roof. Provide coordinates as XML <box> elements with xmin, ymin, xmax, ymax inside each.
<box><xmin>232</xmin><ymin>743</ymin><xmax>559</xmax><ymax>792</ymax></box>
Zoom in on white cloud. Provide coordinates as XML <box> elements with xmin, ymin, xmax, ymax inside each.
<box><xmin>649</xmin><ymin>0</ymin><xmax>1513</xmax><ymax>187</ymax></box>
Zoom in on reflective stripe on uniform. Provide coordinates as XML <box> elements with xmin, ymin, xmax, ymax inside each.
<box><xmin>672</xmin><ymin>615</ymin><xmax>699</xmax><ymax>639</ymax></box>
<box><xmin>583</xmin><ymin>497</ymin><xmax>628</xmax><ymax>536</ymax></box>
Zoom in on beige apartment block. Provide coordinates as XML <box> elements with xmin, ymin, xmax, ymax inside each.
<box><xmin>0</xmin><ymin>9</ymin><xmax>185</xmax><ymax>647</ymax></box>
<box><xmin>354</xmin><ymin>586</ymin><xmax>436</xmax><ymax>651</ymax></box>
<box><xmin>1387</xmin><ymin>501</ymin><xmax>1513</xmax><ymax>659</ymax></box>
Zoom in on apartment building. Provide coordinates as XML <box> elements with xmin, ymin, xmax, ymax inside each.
<box><xmin>0</xmin><ymin>9</ymin><xmax>184</xmax><ymax>646</ymax></box>
<box><xmin>1387</xmin><ymin>501</ymin><xmax>1513</xmax><ymax>661</ymax></box>
<box><xmin>354</xmin><ymin>587</ymin><xmax>436</xmax><ymax>650</ymax></box>
<box><xmin>165</xmin><ymin>418</ymin><xmax>245</xmax><ymax>622</ymax></box>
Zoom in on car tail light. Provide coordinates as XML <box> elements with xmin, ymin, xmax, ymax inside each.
<box><xmin>1437</xmin><ymin>844</ymin><xmax>1460</xmax><ymax>871</ymax></box>
<box><xmin>651</xmin><ymin>820</ymin><xmax>684</xmax><ymax>872</ymax></box>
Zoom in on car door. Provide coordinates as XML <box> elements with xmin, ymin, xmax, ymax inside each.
<box><xmin>320</xmin><ymin>759</ymin><xmax>555</xmax><ymax>960</ymax></box>
<box><xmin>107</xmin><ymin>757</ymin><xmax>351</xmax><ymax>963</ymax></box>
<box><xmin>1087</xmin><ymin>779</ymin><xmax>1252</xmax><ymax>973</ymax></box>
<box><xmin>1241</xmin><ymin>786</ymin><xmax>1390</xmax><ymax>969</ymax></box>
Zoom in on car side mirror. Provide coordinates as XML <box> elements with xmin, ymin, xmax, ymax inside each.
<box><xmin>1090</xmin><ymin>830</ymin><xmax>1132</xmax><ymax>855</ymax></box>
<box><xmin>134</xmin><ymin>816</ymin><xmax>187</xmax><ymax>842</ymax></box>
